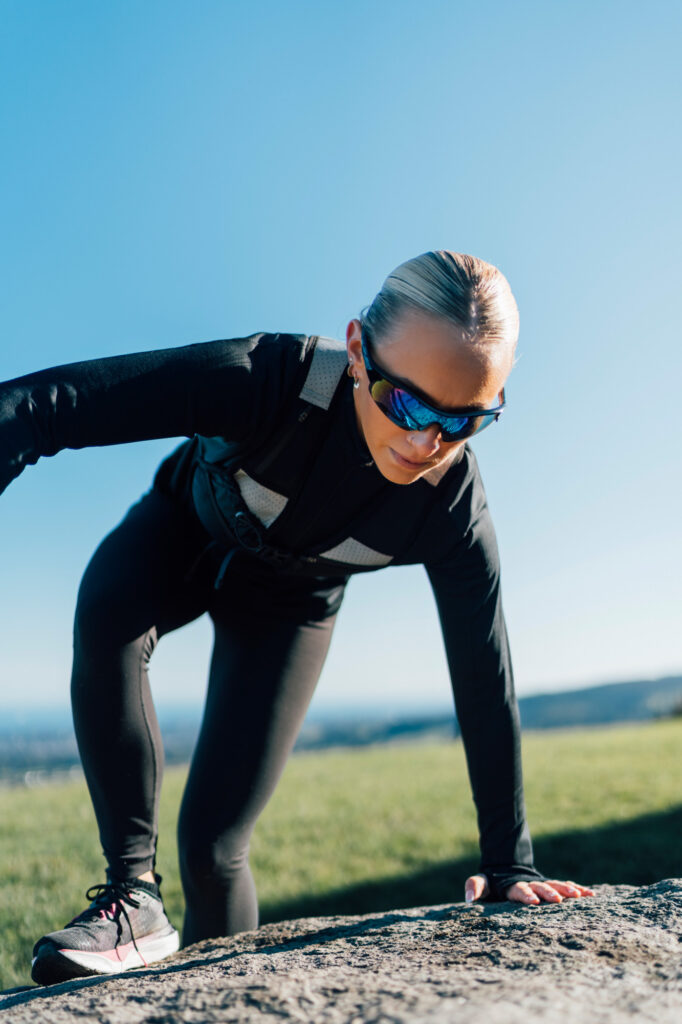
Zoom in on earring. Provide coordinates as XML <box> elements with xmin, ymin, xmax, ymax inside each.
<box><xmin>348</xmin><ymin>361</ymin><xmax>360</xmax><ymax>388</ymax></box>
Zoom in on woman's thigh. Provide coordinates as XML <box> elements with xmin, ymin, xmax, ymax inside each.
<box><xmin>73</xmin><ymin>489</ymin><xmax>212</xmax><ymax>652</ymax></box>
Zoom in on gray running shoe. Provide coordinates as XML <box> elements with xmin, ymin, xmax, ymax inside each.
<box><xmin>31</xmin><ymin>876</ymin><xmax>179</xmax><ymax>986</ymax></box>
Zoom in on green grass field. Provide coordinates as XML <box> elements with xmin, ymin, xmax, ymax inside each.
<box><xmin>2</xmin><ymin>718</ymin><xmax>681</xmax><ymax>990</ymax></box>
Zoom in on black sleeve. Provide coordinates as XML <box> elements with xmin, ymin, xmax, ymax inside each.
<box><xmin>0</xmin><ymin>333</ymin><xmax>308</xmax><ymax>496</ymax></box>
<box><xmin>425</xmin><ymin>476</ymin><xmax>544</xmax><ymax>900</ymax></box>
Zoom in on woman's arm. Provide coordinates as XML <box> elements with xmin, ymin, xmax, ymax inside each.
<box><xmin>0</xmin><ymin>333</ymin><xmax>308</xmax><ymax>495</ymax></box>
<box><xmin>425</xmin><ymin>500</ymin><xmax>545</xmax><ymax>899</ymax></box>
<box><xmin>426</xmin><ymin>484</ymin><xmax>594</xmax><ymax>905</ymax></box>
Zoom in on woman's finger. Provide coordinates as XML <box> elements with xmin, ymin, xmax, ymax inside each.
<box><xmin>506</xmin><ymin>881</ymin><xmax>541</xmax><ymax>905</ymax></box>
<box><xmin>508</xmin><ymin>879</ymin><xmax>596</xmax><ymax>904</ymax></box>
<box><xmin>464</xmin><ymin>874</ymin><xmax>489</xmax><ymax>903</ymax></box>
<box><xmin>530</xmin><ymin>881</ymin><xmax>568</xmax><ymax>903</ymax></box>
<box><xmin>543</xmin><ymin>879</ymin><xmax>596</xmax><ymax>898</ymax></box>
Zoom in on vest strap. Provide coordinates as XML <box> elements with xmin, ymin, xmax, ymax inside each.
<box><xmin>233</xmin><ymin>468</ymin><xmax>288</xmax><ymax>528</ymax></box>
<box><xmin>319</xmin><ymin>537</ymin><xmax>392</xmax><ymax>567</ymax></box>
<box><xmin>299</xmin><ymin>336</ymin><xmax>348</xmax><ymax>409</ymax></box>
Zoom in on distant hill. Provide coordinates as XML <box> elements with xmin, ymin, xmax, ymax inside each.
<box><xmin>518</xmin><ymin>674</ymin><xmax>682</xmax><ymax>730</ymax></box>
<box><xmin>295</xmin><ymin>674</ymin><xmax>682</xmax><ymax>750</ymax></box>
<box><xmin>1</xmin><ymin>675</ymin><xmax>681</xmax><ymax>783</ymax></box>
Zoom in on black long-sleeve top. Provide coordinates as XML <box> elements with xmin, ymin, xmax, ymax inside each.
<box><xmin>0</xmin><ymin>331</ymin><xmax>544</xmax><ymax>898</ymax></box>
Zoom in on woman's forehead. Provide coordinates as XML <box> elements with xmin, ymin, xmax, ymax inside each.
<box><xmin>374</xmin><ymin>312</ymin><xmax>512</xmax><ymax>409</ymax></box>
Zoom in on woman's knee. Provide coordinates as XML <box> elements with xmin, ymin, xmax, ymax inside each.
<box><xmin>178</xmin><ymin>822</ymin><xmax>251</xmax><ymax>889</ymax></box>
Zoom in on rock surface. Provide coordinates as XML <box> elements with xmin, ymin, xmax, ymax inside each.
<box><xmin>2</xmin><ymin>881</ymin><xmax>682</xmax><ymax>1023</ymax></box>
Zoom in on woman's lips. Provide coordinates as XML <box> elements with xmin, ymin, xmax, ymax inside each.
<box><xmin>389</xmin><ymin>448</ymin><xmax>434</xmax><ymax>469</ymax></box>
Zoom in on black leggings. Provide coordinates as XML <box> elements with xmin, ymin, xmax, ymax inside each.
<box><xmin>70</xmin><ymin>489</ymin><xmax>338</xmax><ymax>945</ymax></box>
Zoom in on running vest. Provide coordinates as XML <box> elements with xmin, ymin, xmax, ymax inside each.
<box><xmin>190</xmin><ymin>336</ymin><xmax>453</xmax><ymax>581</ymax></box>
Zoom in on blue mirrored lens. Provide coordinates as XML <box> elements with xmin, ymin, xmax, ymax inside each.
<box><xmin>382</xmin><ymin>386</ymin><xmax>478</xmax><ymax>439</ymax></box>
<box><xmin>392</xmin><ymin>389</ymin><xmax>469</xmax><ymax>434</ymax></box>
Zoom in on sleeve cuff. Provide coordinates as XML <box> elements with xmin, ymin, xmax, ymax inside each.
<box><xmin>482</xmin><ymin>865</ymin><xmax>546</xmax><ymax>901</ymax></box>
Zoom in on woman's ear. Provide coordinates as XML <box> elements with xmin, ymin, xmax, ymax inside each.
<box><xmin>345</xmin><ymin>318</ymin><xmax>364</xmax><ymax>367</ymax></box>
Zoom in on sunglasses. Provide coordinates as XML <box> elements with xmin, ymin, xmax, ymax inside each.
<box><xmin>360</xmin><ymin>330</ymin><xmax>506</xmax><ymax>442</ymax></box>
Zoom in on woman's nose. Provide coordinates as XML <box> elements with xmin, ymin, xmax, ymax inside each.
<box><xmin>408</xmin><ymin>424</ymin><xmax>441</xmax><ymax>452</ymax></box>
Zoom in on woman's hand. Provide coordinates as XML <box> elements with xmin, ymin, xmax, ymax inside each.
<box><xmin>464</xmin><ymin>874</ymin><xmax>595</xmax><ymax>905</ymax></box>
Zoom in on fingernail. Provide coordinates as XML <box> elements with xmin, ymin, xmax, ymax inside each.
<box><xmin>465</xmin><ymin>891</ymin><xmax>473</xmax><ymax>904</ymax></box>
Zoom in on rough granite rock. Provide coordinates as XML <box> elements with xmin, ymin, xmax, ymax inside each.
<box><xmin>1</xmin><ymin>881</ymin><xmax>682</xmax><ymax>1023</ymax></box>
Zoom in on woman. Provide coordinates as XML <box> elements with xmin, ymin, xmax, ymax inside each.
<box><xmin>0</xmin><ymin>250</ymin><xmax>593</xmax><ymax>986</ymax></box>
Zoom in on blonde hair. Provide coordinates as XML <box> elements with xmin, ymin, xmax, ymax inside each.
<box><xmin>361</xmin><ymin>250</ymin><xmax>519</xmax><ymax>350</ymax></box>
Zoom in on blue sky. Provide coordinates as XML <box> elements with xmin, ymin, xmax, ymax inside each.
<box><xmin>1</xmin><ymin>0</ymin><xmax>680</xmax><ymax>713</ymax></box>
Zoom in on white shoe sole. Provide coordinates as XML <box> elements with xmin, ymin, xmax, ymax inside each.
<box><xmin>32</xmin><ymin>927</ymin><xmax>180</xmax><ymax>976</ymax></box>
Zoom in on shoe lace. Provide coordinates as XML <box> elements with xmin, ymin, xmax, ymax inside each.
<box><xmin>78</xmin><ymin>881</ymin><xmax>147</xmax><ymax>965</ymax></box>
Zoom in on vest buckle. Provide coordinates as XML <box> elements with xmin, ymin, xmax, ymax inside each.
<box><xmin>231</xmin><ymin>509</ymin><xmax>264</xmax><ymax>552</ymax></box>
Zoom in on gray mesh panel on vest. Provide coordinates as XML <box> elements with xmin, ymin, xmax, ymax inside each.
<box><xmin>234</xmin><ymin>469</ymin><xmax>288</xmax><ymax>528</ymax></box>
<box><xmin>319</xmin><ymin>537</ymin><xmax>393</xmax><ymax>567</ymax></box>
<box><xmin>299</xmin><ymin>336</ymin><xmax>348</xmax><ymax>409</ymax></box>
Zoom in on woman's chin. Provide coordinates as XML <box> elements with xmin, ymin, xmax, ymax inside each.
<box><xmin>375</xmin><ymin>449</ymin><xmax>429</xmax><ymax>485</ymax></box>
